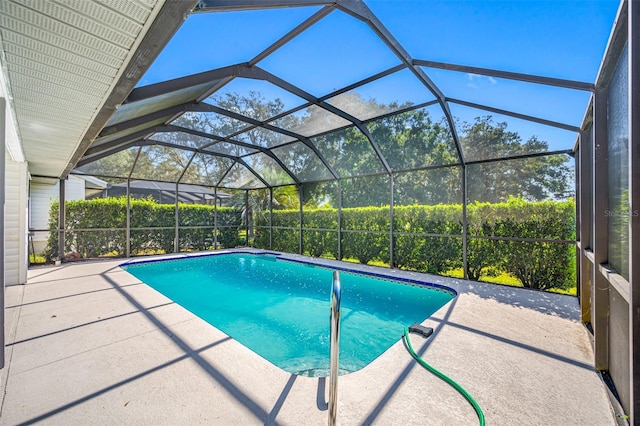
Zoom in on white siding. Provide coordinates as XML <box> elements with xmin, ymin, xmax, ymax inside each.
<box><xmin>67</xmin><ymin>175</ymin><xmax>86</xmax><ymax>200</ymax></box>
<box><xmin>29</xmin><ymin>175</ymin><xmax>86</xmax><ymax>254</ymax></box>
<box><xmin>29</xmin><ymin>180</ymin><xmax>59</xmax><ymax>254</ymax></box>
<box><xmin>5</xmin><ymin>156</ymin><xmax>28</xmax><ymax>285</ymax></box>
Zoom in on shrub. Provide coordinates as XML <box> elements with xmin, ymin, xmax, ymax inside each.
<box><xmin>341</xmin><ymin>207</ymin><xmax>390</xmax><ymax>264</ymax></box>
<box><xmin>46</xmin><ymin>197</ymin><xmax>242</xmax><ymax>258</ymax></box>
<box><xmin>261</xmin><ymin>198</ymin><xmax>575</xmax><ymax>292</ymax></box>
<box><xmin>46</xmin><ymin>196</ymin><xmax>576</xmax><ymax>292</ymax></box>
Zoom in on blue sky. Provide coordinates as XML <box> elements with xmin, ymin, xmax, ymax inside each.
<box><xmin>139</xmin><ymin>0</ymin><xmax>620</xmax><ymax>152</ymax></box>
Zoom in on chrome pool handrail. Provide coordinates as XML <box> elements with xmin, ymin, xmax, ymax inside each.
<box><xmin>329</xmin><ymin>270</ymin><xmax>341</xmax><ymax>426</ymax></box>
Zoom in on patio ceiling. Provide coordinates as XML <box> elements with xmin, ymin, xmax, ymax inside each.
<box><xmin>0</xmin><ymin>0</ymin><xmax>198</xmax><ymax>177</ymax></box>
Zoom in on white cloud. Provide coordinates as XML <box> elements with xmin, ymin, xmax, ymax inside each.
<box><xmin>466</xmin><ymin>73</ymin><xmax>498</xmax><ymax>86</ymax></box>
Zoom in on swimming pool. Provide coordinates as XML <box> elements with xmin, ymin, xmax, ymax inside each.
<box><xmin>121</xmin><ymin>252</ymin><xmax>455</xmax><ymax>377</ymax></box>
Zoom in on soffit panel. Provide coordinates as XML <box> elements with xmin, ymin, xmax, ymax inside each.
<box><xmin>1</xmin><ymin>2</ymin><xmax>130</xmax><ymax>56</ymax></box>
<box><xmin>15</xmin><ymin>104</ymin><xmax>94</xmax><ymax>123</ymax></box>
<box><xmin>6</xmin><ymin>64</ymin><xmax>111</xmax><ymax>98</ymax></box>
<box><xmin>4</xmin><ymin>51</ymin><xmax>114</xmax><ymax>86</ymax></box>
<box><xmin>2</xmin><ymin>34</ymin><xmax>119</xmax><ymax>78</ymax></box>
<box><xmin>11</xmin><ymin>0</ymin><xmax>140</xmax><ymax>46</ymax></box>
<box><xmin>11</xmin><ymin>80</ymin><xmax>104</xmax><ymax>108</ymax></box>
<box><xmin>6</xmin><ymin>57</ymin><xmax>112</xmax><ymax>90</ymax></box>
<box><xmin>0</xmin><ymin>14</ymin><xmax>124</xmax><ymax>68</ymax></box>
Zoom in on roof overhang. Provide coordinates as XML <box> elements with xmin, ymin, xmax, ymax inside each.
<box><xmin>0</xmin><ymin>0</ymin><xmax>198</xmax><ymax>179</ymax></box>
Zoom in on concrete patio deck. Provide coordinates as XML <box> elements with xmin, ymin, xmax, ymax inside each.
<box><xmin>0</xmin><ymin>251</ymin><xmax>617</xmax><ymax>425</ymax></box>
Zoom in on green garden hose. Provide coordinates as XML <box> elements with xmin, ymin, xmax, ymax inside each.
<box><xmin>403</xmin><ymin>326</ymin><xmax>485</xmax><ymax>426</ymax></box>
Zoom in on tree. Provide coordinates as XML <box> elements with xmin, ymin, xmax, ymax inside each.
<box><xmin>76</xmin><ymin>147</ymin><xmax>138</xmax><ymax>178</ymax></box>
<box><xmin>79</xmin><ymin>94</ymin><xmax>572</xmax><ymax>208</ymax></box>
<box><xmin>461</xmin><ymin>116</ymin><xmax>572</xmax><ymax>203</ymax></box>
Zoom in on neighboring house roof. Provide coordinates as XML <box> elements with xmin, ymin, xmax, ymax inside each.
<box><xmin>73</xmin><ymin>174</ymin><xmax>109</xmax><ymax>190</ymax></box>
<box><xmin>106</xmin><ymin>180</ymin><xmax>232</xmax><ymax>203</ymax></box>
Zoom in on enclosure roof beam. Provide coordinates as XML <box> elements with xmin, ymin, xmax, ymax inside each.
<box><xmin>85</xmin><ymin>127</ymin><xmax>162</xmax><ymax>156</ymax></box>
<box><xmin>248</xmin><ymin>6</ymin><xmax>335</xmax><ymax>66</ymax></box>
<box><xmin>106</xmin><ymin>60</ymin><xmax>412</xmax><ymax>179</ymax></box>
<box><xmin>447</xmin><ymin>98</ymin><xmax>581</xmax><ymax>132</ymax></box>
<box><xmin>162</xmin><ymin>125</ymin><xmax>272</xmax><ymax>155</ymax></box>
<box><xmin>89</xmin><ymin>120</ymin><xmax>270</xmax><ymax>161</ymax></box>
<box><xmin>101</xmin><ymin>104</ymin><xmax>192</xmax><ymax>137</ymax></box>
<box><xmin>235</xmin><ymin>158</ymin><xmax>271</xmax><ymax>188</ymax></box>
<box><xmin>77</xmin><ymin>140</ymin><xmax>154</xmax><ymax>168</ymax></box>
<box><xmin>193</xmin><ymin>0</ymin><xmax>336</xmax><ymax>13</ymax></box>
<box><xmin>105</xmin><ymin>62</ymin><xmax>352</xmax><ymax>182</ymax></box>
<box><xmin>199</xmin><ymin>104</ymin><xmax>341</xmax><ymax>179</ymax></box>
<box><xmin>147</xmin><ymin>139</ymin><xmax>242</xmax><ymax>161</ymax></box>
<box><xmin>317</xmin><ymin>64</ymin><xmax>407</xmax><ymax>102</ymax></box>
<box><xmin>162</xmin><ymin>102</ymin><xmax>340</xmax><ymax>180</ymax></box>
<box><xmin>126</xmin><ymin>65</ymin><xmax>242</xmax><ymax>103</ymax></box>
<box><xmin>77</xmin><ymin>137</ymin><xmax>250</xmax><ymax>173</ymax></box>
<box><xmin>127</xmin><ymin>147</ymin><xmax>142</xmax><ymax>180</ymax></box>
<box><xmin>155</xmin><ymin>107</ymin><xmax>301</xmax><ymax>184</ymax></box>
<box><xmin>335</xmin><ymin>0</ymin><xmax>466</xmax><ymax>165</ymax></box>
<box><xmin>360</xmin><ymin>100</ymin><xmax>440</xmax><ymax>124</ymax></box>
<box><xmin>148</xmin><ymin>119</ymin><xmax>301</xmax><ymax>185</ymax></box>
<box><xmin>464</xmin><ymin>149</ymin><xmax>574</xmax><ymax>166</ymax></box>
<box><xmin>248</xmin><ymin>66</ymin><xmax>393</xmax><ymax>174</ymax></box>
<box><xmin>415</xmin><ymin>59</ymin><xmax>595</xmax><ymax>92</ymax></box>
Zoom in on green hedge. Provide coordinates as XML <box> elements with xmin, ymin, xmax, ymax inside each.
<box><xmin>254</xmin><ymin>198</ymin><xmax>576</xmax><ymax>291</ymax></box>
<box><xmin>46</xmin><ymin>197</ymin><xmax>242</xmax><ymax>259</ymax></box>
<box><xmin>46</xmin><ymin>196</ymin><xmax>575</xmax><ymax>291</ymax></box>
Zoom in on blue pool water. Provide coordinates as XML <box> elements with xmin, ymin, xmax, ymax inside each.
<box><xmin>121</xmin><ymin>252</ymin><xmax>455</xmax><ymax>376</ymax></box>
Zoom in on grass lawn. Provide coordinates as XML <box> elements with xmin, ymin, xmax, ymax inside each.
<box><xmin>443</xmin><ymin>268</ymin><xmax>576</xmax><ymax>295</ymax></box>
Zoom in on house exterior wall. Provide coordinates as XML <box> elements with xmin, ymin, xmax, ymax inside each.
<box><xmin>5</xmin><ymin>156</ymin><xmax>28</xmax><ymax>285</ymax></box>
<box><xmin>29</xmin><ymin>176</ymin><xmax>85</xmax><ymax>255</ymax></box>
<box><xmin>2</xmin><ymin>64</ymin><xmax>28</xmax><ymax>285</ymax></box>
